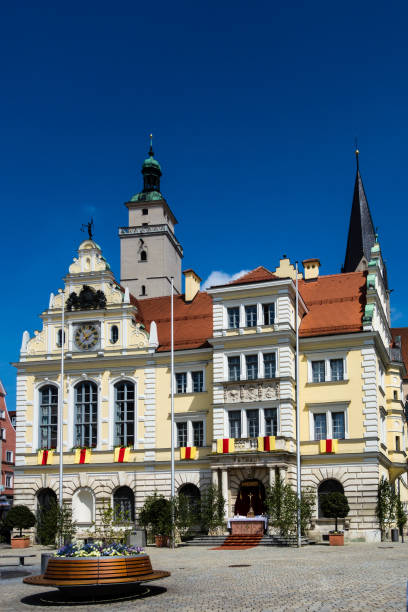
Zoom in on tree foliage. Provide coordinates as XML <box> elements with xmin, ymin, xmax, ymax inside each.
<box><xmin>396</xmin><ymin>496</ymin><xmax>407</xmax><ymax>536</ymax></box>
<box><xmin>5</xmin><ymin>505</ymin><xmax>36</xmax><ymax>537</ymax></box>
<box><xmin>265</xmin><ymin>474</ymin><xmax>315</xmax><ymax>537</ymax></box>
<box><xmin>200</xmin><ymin>485</ymin><xmax>225</xmax><ymax>533</ymax></box>
<box><xmin>376</xmin><ymin>476</ymin><xmax>397</xmax><ymax>540</ymax></box>
<box><xmin>320</xmin><ymin>492</ymin><xmax>350</xmax><ymax>532</ymax></box>
<box><xmin>138</xmin><ymin>492</ymin><xmax>172</xmax><ymax>536</ymax></box>
<box><xmin>37</xmin><ymin>501</ymin><xmax>77</xmax><ymax>545</ymax></box>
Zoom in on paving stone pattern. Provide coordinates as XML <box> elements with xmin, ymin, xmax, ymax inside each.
<box><xmin>0</xmin><ymin>542</ymin><xmax>407</xmax><ymax>611</ymax></box>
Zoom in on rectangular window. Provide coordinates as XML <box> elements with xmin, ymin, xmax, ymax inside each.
<box><xmin>265</xmin><ymin>408</ymin><xmax>278</xmax><ymax>436</ymax></box>
<box><xmin>263</xmin><ymin>303</ymin><xmax>275</xmax><ymax>325</ymax></box>
<box><xmin>245</xmin><ymin>305</ymin><xmax>257</xmax><ymax>327</ymax></box>
<box><xmin>229</xmin><ymin>410</ymin><xmax>241</xmax><ymax>438</ymax></box>
<box><xmin>6</xmin><ymin>450</ymin><xmax>13</xmax><ymax>463</ymax></box>
<box><xmin>246</xmin><ymin>355</ymin><xmax>258</xmax><ymax>380</ymax></box>
<box><xmin>396</xmin><ymin>436</ymin><xmax>401</xmax><ymax>451</ymax></box>
<box><xmin>330</xmin><ymin>359</ymin><xmax>344</xmax><ymax>381</ymax></box>
<box><xmin>312</xmin><ymin>360</ymin><xmax>325</xmax><ymax>383</ymax></box>
<box><xmin>5</xmin><ymin>474</ymin><xmax>12</xmax><ymax>488</ymax></box>
<box><xmin>75</xmin><ymin>382</ymin><xmax>98</xmax><ymax>448</ymax></box>
<box><xmin>264</xmin><ymin>353</ymin><xmax>276</xmax><ymax>378</ymax></box>
<box><xmin>193</xmin><ymin>421</ymin><xmax>204</xmax><ymax>447</ymax></box>
<box><xmin>176</xmin><ymin>372</ymin><xmax>187</xmax><ymax>394</ymax></box>
<box><xmin>247</xmin><ymin>409</ymin><xmax>259</xmax><ymax>438</ymax></box>
<box><xmin>0</xmin><ymin>410</ymin><xmax>5</xmax><ymax>419</ymax></box>
<box><xmin>1</xmin><ymin>428</ymin><xmax>5</xmax><ymax>441</ymax></box>
<box><xmin>40</xmin><ymin>386</ymin><xmax>58</xmax><ymax>449</ymax></box>
<box><xmin>228</xmin><ymin>356</ymin><xmax>241</xmax><ymax>381</ymax></box>
<box><xmin>177</xmin><ymin>422</ymin><xmax>188</xmax><ymax>447</ymax></box>
<box><xmin>114</xmin><ymin>381</ymin><xmax>135</xmax><ymax>447</ymax></box>
<box><xmin>314</xmin><ymin>413</ymin><xmax>327</xmax><ymax>440</ymax></box>
<box><xmin>227</xmin><ymin>307</ymin><xmax>240</xmax><ymax>329</ymax></box>
<box><xmin>332</xmin><ymin>412</ymin><xmax>345</xmax><ymax>439</ymax></box>
<box><xmin>192</xmin><ymin>371</ymin><xmax>204</xmax><ymax>392</ymax></box>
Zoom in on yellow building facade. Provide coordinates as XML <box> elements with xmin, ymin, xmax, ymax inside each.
<box><xmin>13</xmin><ymin>148</ymin><xmax>408</xmax><ymax>542</ymax></box>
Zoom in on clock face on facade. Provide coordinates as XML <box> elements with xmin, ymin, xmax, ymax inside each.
<box><xmin>74</xmin><ymin>324</ymin><xmax>100</xmax><ymax>350</ymax></box>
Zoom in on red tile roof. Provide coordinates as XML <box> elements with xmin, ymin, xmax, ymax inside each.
<box><xmin>299</xmin><ymin>272</ymin><xmax>366</xmax><ymax>337</ymax></box>
<box><xmin>391</xmin><ymin>328</ymin><xmax>408</xmax><ymax>376</ymax></box>
<box><xmin>213</xmin><ymin>266</ymin><xmax>279</xmax><ymax>288</ymax></box>
<box><xmin>136</xmin><ymin>292</ymin><xmax>213</xmax><ymax>352</ymax></box>
<box><xmin>129</xmin><ymin>269</ymin><xmax>367</xmax><ymax>352</ymax></box>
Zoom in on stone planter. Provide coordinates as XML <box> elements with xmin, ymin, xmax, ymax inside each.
<box><xmin>155</xmin><ymin>535</ymin><xmax>169</xmax><ymax>547</ymax></box>
<box><xmin>11</xmin><ymin>536</ymin><xmax>30</xmax><ymax>549</ymax></box>
<box><xmin>329</xmin><ymin>533</ymin><xmax>344</xmax><ymax>546</ymax></box>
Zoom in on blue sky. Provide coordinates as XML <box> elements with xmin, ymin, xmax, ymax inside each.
<box><xmin>1</xmin><ymin>1</ymin><xmax>408</xmax><ymax>409</ymax></box>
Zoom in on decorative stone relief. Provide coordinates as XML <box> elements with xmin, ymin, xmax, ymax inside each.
<box><xmin>27</xmin><ymin>330</ymin><xmax>46</xmax><ymax>355</ymax></box>
<box><xmin>128</xmin><ymin>321</ymin><xmax>149</xmax><ymax>348</ymax></box>
<box><xmin>224</xmin><ymin>381</ymin><xmax>279</xmax><ymax>403</ymax></box>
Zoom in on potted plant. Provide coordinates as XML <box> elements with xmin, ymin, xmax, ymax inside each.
<box><xmin>320</xmin><ymin>492</ymin><xmax>350</xmax><ymax>545</ymax></box>
<box><xmin>5</xmin><ymin>505</ymin><xmax>36</xmax><ymax>548</ymax></box>
<box><xmin>139</xmin><ymin>492</ymin><xmax>172</xmax><ymax>546</ymax></box>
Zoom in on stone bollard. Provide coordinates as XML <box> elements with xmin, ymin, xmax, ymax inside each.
<box><xmin>41</xmin><ymin>553</ymin><xmax>55</xmax><ymax>574</ymax></box>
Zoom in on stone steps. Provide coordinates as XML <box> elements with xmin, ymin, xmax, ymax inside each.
<box><xmin>182</xmin><ymin>534</ymin><xmax>315</xmax><ymax>547</ymax></box>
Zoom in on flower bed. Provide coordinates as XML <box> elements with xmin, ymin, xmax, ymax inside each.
<box><xmin>56</xmin><ymin>541</ymin><xmax>143</xmax><ymax>557</ymax></box>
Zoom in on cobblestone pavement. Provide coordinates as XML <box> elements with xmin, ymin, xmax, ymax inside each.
<box><xmin>0</xmin><ymin>542</ymin><xmax>407</xmax><ymax>611</ymax></box>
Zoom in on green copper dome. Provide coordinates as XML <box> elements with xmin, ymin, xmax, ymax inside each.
<box><xmin>143</xmin><ymin>155</ymin><xmax>161</xmax><ymax>171</ymax></box>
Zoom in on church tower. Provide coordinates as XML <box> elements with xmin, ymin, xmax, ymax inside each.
<box><xmin>119</xmin><ymin>139</ymin><xmax>183</xmax><ymax>298</ymax></box>
<box><xmin>342</xmin><ymin>150</ymin><xmax>377</xmax><ymax>273</ymax></box>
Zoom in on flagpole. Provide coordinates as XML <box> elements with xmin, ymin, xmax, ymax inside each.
<box><xmin>295</xmin><ymin>262</ymin><xmax>301</xmax><ymax>548</ymax></box>
<box><xmin>58</xmin><ymin>288</ymin><xmax>65</xmax><ymax>546</ymax></box>
<box><xmin>170</xmin><ymin>277</ymin><xmax>175</xmax><ymax>550</ymax></box>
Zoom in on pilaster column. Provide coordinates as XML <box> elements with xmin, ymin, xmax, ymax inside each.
<box><xmin>221</xmin><ymin>469</ymin><xmax>229</xmax><ymax>520</ymax></box>
<box><xmin>269</xmin><ymin>466</ymin><xmax>276</xmax><ymax>488</ymax></box>
<box><xmin>278</xmin><ymin>466</ymin><xmax>287</xmax><ymax>483</ymax></box>
<box><xmin>212</xmin><ymin>469</ymin><xmax>219</xmax><ymax>488</ymax></box>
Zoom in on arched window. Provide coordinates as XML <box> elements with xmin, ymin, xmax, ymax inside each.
<box><xmin>318</xmin><ymin>479</ymin><xmax>344</xmax><ymax>518</ymax></box>
<box><xmin>114</xmin><ymin>381</ymin><xmax>135</xmax><ymax>447</ymax></box>
<box><xmin>36</xmin><ymin>488</ymin><xmax>57</xmax><ymax>544</ymax></box>
<box><xmin>75</xmin><ymin>381</ymin><xmax>98</xmax><ymax>447</ymax></box>
<box><xmin>39</xmin><ymin>385</ymin><xmax>58</xmax><ymax>449</ymax></box>
<box><xmin>179</xmin><ymin>483</ymin><xmax>201</xmax><ymax>519</ymax></box>
<box><xmin>111</xmin><ymin>325</ymin><xmax>119</xmax><ymax>344</ymax></box>
<box><xmin>113</xmin><ymin>486</ymin><xmax>135</xmax><ymax>522</ymax></box>
<box><xmin>72</xmin><ymin>488</ymin><xmax>94</xmax><ymax>525</ymax></box>
<box><xmin>141</xmin><ymin>285</ymin><xmax>146</xmax><ymax>296</ymax></box>
<box><xmin>140</xmin><ymin>250</ymin><xmax>147</xmax><ymax>262</ymax></box>
<box><xmin>56</xmin><ymin>329</ymin><xmax>65</xmax><ymax>347</ymax></box>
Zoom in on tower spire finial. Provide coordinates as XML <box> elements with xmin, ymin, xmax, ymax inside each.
<box><xmin>149</xmin><ymin>133</ymin><xmax>154</xmax><ymax>157</ymax></box>
<box><xmin>355</xmin><ymin>138</ymin><xmax>359</xmax><ymax>171</ymax></box>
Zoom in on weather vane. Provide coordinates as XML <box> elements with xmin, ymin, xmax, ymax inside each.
<box><xmin>81</xmin><ymin>218</ymin><xmax>94</xmax><ymax>240</ymax></box>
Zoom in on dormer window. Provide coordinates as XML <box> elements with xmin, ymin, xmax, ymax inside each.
<box><xmin>110</xmin><ymin>325</ymin><xmax>119</xmax><ymax>344</ymax></box>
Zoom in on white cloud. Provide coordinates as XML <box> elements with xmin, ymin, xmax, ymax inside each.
<box><xmin>202</xmin><ymin>269</ymin><xmax>250</xmax><ymax>290</ymax></box>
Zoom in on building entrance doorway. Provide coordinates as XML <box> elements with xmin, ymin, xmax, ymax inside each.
<box><xmin>234</xmin><ymin>479</ymin><xmax>265</xmax><ymax>516</ymax></box>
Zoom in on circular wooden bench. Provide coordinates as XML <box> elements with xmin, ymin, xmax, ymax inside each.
<box><xmin>23</xmin><ymin>554</ymin><xmax>170</xmax><ymax>591</ymax></box>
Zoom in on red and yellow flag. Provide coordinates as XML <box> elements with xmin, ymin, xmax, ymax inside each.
<box><xmin>319</xmin><ymin>439</ymin><xmax>338</xmax><ymax>454</ymax></box>
<box><xmin>37</xmin><ymin>449</ymin><xmax>54</xmax><ymax>465</ymax></box>
<box><xmin>180</xmin><ymin>446</ymin><xmax>197</xmax><ymax>460</ymax></box>
<box><xmin>216</xmin><ymin>438</ymin><xmax>235</xmax><ymax>454</ymax></box>
<box><xmin>257</xmin><ymin>436</ymin><xmax>276</xmax><ymax>452</ymax></box>
<box><xmin>114</xmin><ymin>446</ymin><xmax>131</xmax><ymax>462</ymax></box>
<box><xmin>75</xmin><ymin>448</ymin><xmax>91</xmax><ymax>464</ymax></box>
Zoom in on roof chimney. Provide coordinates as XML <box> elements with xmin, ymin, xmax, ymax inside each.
<box><xmin>302</xmin><ymin>258</ymin><xmax>320</xmax><ymax>280</ymax></box>
<box><xmin>183</xmin><ymin>269</ymin><xmax>201</xmax><ymax>302</ymax></box>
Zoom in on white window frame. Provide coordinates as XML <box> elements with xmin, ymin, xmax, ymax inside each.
<box><xmin>173</xmin><ymin>412</ymin><xmax>207</xmax><ymax>447</ymax></box>
<box><xmin>5</xmin><ymin>473</ymin><xmax>13</xmax><ymax>488</ymax></box>
<box><xmin>225</xmin><ymin>349</ymin><xmax>279</xmax><ymax>381</ymax></box>
<box><xmin>0</xmin><ymin>410</ymin><xmax>5</xmax><ymax>419</ymax></box>
<box><xmin>380</xmin><ymin>407</ymin><xmax>387</xmax><ymax>447</ymax></box>
<box><xmin>224</xmin><ymin>405</ymin><xmax>280</xmax><ymax>438</ymax></box>
<box><xmin>6</xmin><ymin>450</ymin><xmax>13</xmax><ymax>463</ymax></box>
<box><xmin>174</xmin><ymin>367</ymin><xmax>206</xmax><ymax>394</ymax></box>
<box><xmin>222</xmin><ymin>297</ymin><xmax>278</xmax><ymax>330</ymax></box>
<box><xmin>307</xmin><ymin>352</ymin><xmax>348</xmax><ymax>383</ymax></box>
<box><xmin>308</xmin><ymin>403</ymin><xmax>349</xmax><ymax>440</ymax></box>
<box><xmin>1</xmin><ymin>428</ymin><xmax>6</xmax><ymax>441</ymax></box>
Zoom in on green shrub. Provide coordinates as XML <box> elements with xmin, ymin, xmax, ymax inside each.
<box><xmin>138</xmin><ymin>492</ymin><xmax>172</xmax><ymax>536</ymax></box>
<box><xmin>5</xmin><ymin>505</ymin><xmax>36</xmax><ymax>537</ymax></box>
<box><xmin>200</xmin><ymin>485</ymin><xmax>225</xmax><ymax>533</ymax></box>
<box><xmin>320</xmin><ymin>492</ymin><xmax>350</xmax><ymax>532</ymax></box>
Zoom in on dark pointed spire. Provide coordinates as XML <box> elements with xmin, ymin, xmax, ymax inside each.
<box><xmin>342</xmin><ymin>149</ymin><xmax>376</xmax><ymax>273</ymax></box>
<box><xmin>141</xmin><ymin>133</ymin><xmax>162</xmax><ymax>194</ymax></box>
